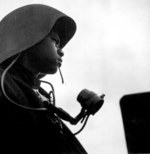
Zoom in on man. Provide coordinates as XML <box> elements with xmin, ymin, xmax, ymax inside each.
<box><xmin>0</xmin><ymin>4</ymin><xmax>88</xmax><ymax>154</ymax></box>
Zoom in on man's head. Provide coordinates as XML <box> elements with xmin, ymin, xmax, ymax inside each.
<box><xmin>17</xmin><ymin>30</ymin><xmax>64</xmax><ymax>75</ymax></box>
<box><xmin>0</xmin><ymin>4</ymin><xmax>76</xmax><ymax>74</ymax></box>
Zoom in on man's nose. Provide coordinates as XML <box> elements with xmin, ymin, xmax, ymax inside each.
<box><xmin>57</xmin><ymin>48</ymin><xmax>64</xmax><ymax>57</ymax></box>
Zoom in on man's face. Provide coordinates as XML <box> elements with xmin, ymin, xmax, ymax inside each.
<box><xmin>27</xmin><ymin>31</ymin><xmax>64</xmax><ymax>74</ymax></box>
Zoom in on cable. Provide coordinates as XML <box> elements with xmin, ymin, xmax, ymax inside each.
<box><xmin>58</xmin><ymin>67</ymin><xmax>64</xmax><ymax>84</ymax></box>
<box><xmin>40</xmin><ymin>80</ymin><xmax>56</xmax><ymax>106</ymax></box>
<box><xmin>74</xmin><ymin>115</ymin><xmax>90</xmax><ymax>135</ymax></box>
<box><xmin>1</xmin><ymin>54</ymin><xmax>47</xmax><ymax>111</ymax></box>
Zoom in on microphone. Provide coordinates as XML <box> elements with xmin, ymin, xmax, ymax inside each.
<box><xmin>77</xmin><ymin>89</ymin><xmax>105</xmax><ymax>115</ymax></box>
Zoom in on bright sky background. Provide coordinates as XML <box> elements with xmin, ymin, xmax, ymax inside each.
<box><xmin>1</xmin><ymin>0</ymin><xmax>150</xmax><ymax>154</ymax></box>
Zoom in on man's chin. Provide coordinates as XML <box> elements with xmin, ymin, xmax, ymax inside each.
<box><xmin>46</xmin><ymin>67</ymin><xmax>58</xmax><ymax>74</ymax></box>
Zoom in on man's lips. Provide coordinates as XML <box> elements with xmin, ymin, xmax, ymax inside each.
<box><xmin>57</xmin><ymin>58</ymin><xmax>62</xmax><ymax>67</ymax></box>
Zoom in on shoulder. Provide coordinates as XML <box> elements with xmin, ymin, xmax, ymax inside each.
<box><xmin>0</xmin><ymin>68</ymin><xmax>17</xmax><ymax>101</ymax></box>
<box><xmin>0</xmin><ymin>67</ymin><xmax>4</xmax><ymax>78</ymax></box>
<box><xmin>0</xmin><ymin>68</ymin><xmax>17</xmax><ymax>91</ymax></box>
<box><xmin>0</xmin><ymin>67</ymin><xmax>27</xmax><ymax>104</ymax></box>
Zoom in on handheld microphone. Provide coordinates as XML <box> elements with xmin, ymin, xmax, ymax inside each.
<box><xmin>77</xmin><ymin>89</ymin><xmax>105</xmax><ymax>115</ymax></box>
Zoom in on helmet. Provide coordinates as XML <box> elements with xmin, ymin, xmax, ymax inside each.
<box><xmin>0</xmin><ymin>4</ymin><xmax>76</xmax><ymax>64</ymax></box>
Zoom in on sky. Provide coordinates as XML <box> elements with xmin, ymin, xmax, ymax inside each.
<box><xmin>1</xmin><ymin>0</ymin><xmax>150</xmax><ymax>154</ymax></box>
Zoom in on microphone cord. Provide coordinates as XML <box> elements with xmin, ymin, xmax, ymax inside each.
<box><xmin>74</xmin><ymin>115</ymin><xmax>90</xmax><ymax>135</ymax></box>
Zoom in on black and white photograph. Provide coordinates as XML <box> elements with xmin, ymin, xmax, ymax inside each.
<box><xmin>0</xmin><ymin>0</ymin><xmax>150</xmax><ymax>154</ymax></box>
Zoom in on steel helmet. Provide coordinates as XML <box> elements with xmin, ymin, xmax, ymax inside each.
<box><xmin>0</xmin><ymin>4</ymin><xmax>76</xmax><ymax>64</ymax></box>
